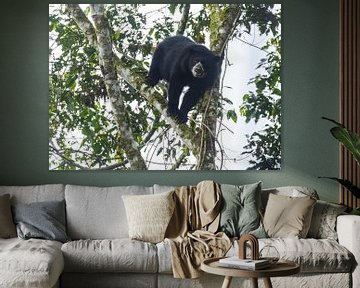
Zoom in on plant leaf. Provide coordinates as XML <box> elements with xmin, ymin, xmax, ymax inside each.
<box><xmin>330</xmin><ymin>126</ymin><xmax>360</xmax><ymax>165</ymax></box>
<box><xmin>319</xmin><ymin>177</ymin><xmax>360</xmax><ymax>198</ymax></box>
<box><xmin>322</xmin><ymin>117</ymin><xmax>360</xmax><ymax>165</ymax></box>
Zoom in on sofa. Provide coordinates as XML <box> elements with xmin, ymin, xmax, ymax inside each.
<box><xmin>0</xmin><ymin>183</ymin><xmax>359</xmax><ymax>288</ymax></box>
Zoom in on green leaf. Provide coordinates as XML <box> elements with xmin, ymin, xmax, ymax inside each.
<box><xmin>322</xmin><ymin>117</ymin><xmax>360</xmax><ymax>168</ymax></box>
<box><xmin>227</xmin><ymin>110</ymin><xmax>238</xmax><ymax>123</ymax></box>
<box><xmin>329</xmin><ymin>126</ymin><xmax>360</xmax><ymax>165</ymax></box>
<box><xmin>319</xmin><ymin>177</ymin><xmax>360</xmax><ymax>198</ymax></box>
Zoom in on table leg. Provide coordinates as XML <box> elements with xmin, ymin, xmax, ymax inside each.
<box><xmin>251</xmin><ymin>278</ymin><xmax>258</xmax><ymax>288</ymax></box>
<box><xmin>263</xmin><ymin>277</ymin><xmax>273</xmax><ymax>288</ymax></box>
<box><xmin>222</xmin><ymin>276</ymin><xmax>233</xmax><ymax>288</ymax></box>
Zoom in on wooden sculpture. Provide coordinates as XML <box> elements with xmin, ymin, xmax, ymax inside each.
<box><xmin>238</xmin><ymin>234</ymin><xmax>259</xmax><ymax>260</ymax></box>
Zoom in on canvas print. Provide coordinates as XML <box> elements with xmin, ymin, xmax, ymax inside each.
<box><xmin>49</xmin><ymin>4</ymin><xmax>281</xmax><ymax>170</ymax></box>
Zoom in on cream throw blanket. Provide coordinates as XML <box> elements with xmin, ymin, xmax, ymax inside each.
<box><xmin>165</xmin><ymin>181</ymin><xmax>231</xmax><ymax>278</ymax></box>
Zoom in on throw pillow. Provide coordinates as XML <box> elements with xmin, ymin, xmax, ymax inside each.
<box><xmin>307</xmin><ymin>200</ymin><xmax>347</xmax><ymax>240</ymax></box>
<box><xmin>12</xmin><ymin>200</ymin><xmax>70</xmax><ymax>243</ymax></box>
<box><xmin>218</xmin><ymin>182</ymin><xmax>266</xmax><ymax>238</ymax></box>
<box><xmin>0</xmin><ymin>194</ymin><xmax>16</xmax><ymax>238</ymax></box>
<box><xmin>122</xmin><ymin>190</ymin><xmax>175</xmax><ymax>243</ymax></box>
<box><xmin>263</xmin><ymin>193</ymin><xmax>316</xmax><ymax>238</ymax></box>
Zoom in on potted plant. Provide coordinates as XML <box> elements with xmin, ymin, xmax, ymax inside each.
<box><xmin>320</xmin><ymin>117</ymin><xmax>360</xmax><ymax>215</ymax></box>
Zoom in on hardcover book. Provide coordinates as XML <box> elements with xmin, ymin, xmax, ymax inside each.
<box><xmin>218</xmin><ymin>257</ymin><xmax>271</xmax><ymax>270</ymax></box>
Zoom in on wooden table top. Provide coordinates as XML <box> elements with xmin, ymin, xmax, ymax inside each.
<box><xmin>201</xmin><ymin>257</ymin><xmax>300</xmax><ymax>278</ymax></box>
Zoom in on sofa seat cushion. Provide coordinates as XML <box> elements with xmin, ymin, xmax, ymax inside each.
<box><xmin>157</xmin><ymin>238</ymin><xmax>354</xmax><ymax>274</ymax></box>
<box><xmin>230</xmin><ymin>238</ymin><xmax>353</xmax><ymax>273</ymax></box>
<box><xmin>0</xmin><ymin>238</ymin><xmax>64</xmax><ymax>288</ymax></box>
<box><xmin>62</xmin><ymin>239</ymin><xmax>158</xmax><ymax>273</ymax></box>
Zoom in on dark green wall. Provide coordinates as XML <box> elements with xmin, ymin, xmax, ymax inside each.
<box><xmin>0</xmin><ymin>0</ymin><xmax>340</xmax><ymax>202</ymax></box>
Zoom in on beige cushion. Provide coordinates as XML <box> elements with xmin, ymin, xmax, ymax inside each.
<box><xmin>263</xmin><ymin>193</ymin><xmax>316</xmax><ymax>238</ymax></box>
<box><xmin>261</xmin><ymin>186</ymin><xmax>319</xmax><ymax>213</ymax></box>
<box><xmin>62</xmin><ymin>239</ymin><xmax>158</xmax><ymax>273</ymax></box>
<box><xmin>0</xmin><ymin>194</ymin><xmax>16</xmax><ymax>238</ymax></box>
<box><xmin>122</xmin><ymin>191</ymin><xmax>175</xmax><ymax>243</ymax></box>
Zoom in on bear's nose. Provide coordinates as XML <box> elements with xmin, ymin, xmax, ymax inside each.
<box><xmin>192</xmin><ymin>62</ymin><xmax>205</xmax><ymax>78</ymax></box>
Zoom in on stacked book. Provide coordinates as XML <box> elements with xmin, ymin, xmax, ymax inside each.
<box><xmin>218</xmin><ymin>257</ymin><xmax>271</xmax><ymax>270</ymax></box>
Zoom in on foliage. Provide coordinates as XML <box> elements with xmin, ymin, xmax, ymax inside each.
<box><xmin>239</xmin><ymin>6</ymin><xmax>282</xmax><ymax>170</ymax></box>
<box><xmin>320</xmin><ymin>117</ymin><xmax>360</xmax><ymax>199</ymax></box>
<box><xmin>49</xmin><ymin>4</ymin><xmax>281</xmax><ymax>170</ymax></box>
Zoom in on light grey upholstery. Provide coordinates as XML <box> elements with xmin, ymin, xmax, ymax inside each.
<box><xmin>0</xmin><ymin>238</ymin><xmax>63</xmax><ymax>288</ymax></box>
<box><xmin>61</xmin><ymin>273</ymin><xmax>157</xmax><ymax>288</ymax></box>
<box><xmin>65</xmin><ymin>185</ymin><xmax>153</xmax><ymax>239</ymax></box>
<box><xmin>0</xmin><ymin>184</ymin><xmax>65</xmax><ymax>204</ymax></box>
<box><xmin>62</xmin><ymin>239</ymin><xmax>158</xmax><ymax>273</ymax></box>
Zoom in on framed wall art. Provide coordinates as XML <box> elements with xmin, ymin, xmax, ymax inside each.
<box><xmin>49</xmin><ymin>4</ymin><xmax>281</xmax><ymax>170</ymax></box>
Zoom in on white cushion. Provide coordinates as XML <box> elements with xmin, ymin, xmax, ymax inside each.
<box><xmin>62</xmin><ymin>239</ymin><xmax>158</xmax><ymax>273</ymax></box>
<box><xmin>65</xmin><ymin>185</ymin><xmax>153</xmax><ymax>239</ymax></box>
<box><xmin>0</xmin><ymin>238</ymin><xmax>63</xmax><ymax>288</ymax></box>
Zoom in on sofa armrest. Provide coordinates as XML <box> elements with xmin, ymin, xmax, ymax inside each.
<box><xmin>337</xmin><ymin>215</ymin><xmax>360</xmax><ymax>288</ymax></box>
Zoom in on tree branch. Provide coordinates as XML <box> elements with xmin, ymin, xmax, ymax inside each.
<box><xmin>50</xmin><ymin>145</ymin><xmax>91</xmax><ymax>170</ymax></box>
<box><xmin>65</xmin><ymin>4</ymin><xmax>98</xmax><ymax>48</ymax></box>
<box><xmin>176</xmin><ymin>4</ymin><xmax>190</xmax><ymax>35</ymax></box>
<box><xmin>196</xmin><ymin>4</ymin><xmax>242</xmax><ymax>169</ymax></box>
<box><xmin>50</xmin><ymin>144</ymin><xmax>128</xmax><ymax>170</ymax></box>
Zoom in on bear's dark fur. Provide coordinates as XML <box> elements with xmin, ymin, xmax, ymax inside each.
<box><xmin>146</xmin><ymin>36</ymin><xmax>222</xmax><ymax>123</ymax></box>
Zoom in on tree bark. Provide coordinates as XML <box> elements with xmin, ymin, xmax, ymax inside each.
<box><xmin>89</xmin><ymin>4</ymin><xmax>147</xmax><ymax>170</ymax></box>
<box><xmin>176</xmin><ymin>4</ymin><xmax>190</xmax><ymax>35</ymax></box>
<box><xmin>196</xmin><ymin>4</ymin><xmax>241</xmax><ymax>170</ymax></box>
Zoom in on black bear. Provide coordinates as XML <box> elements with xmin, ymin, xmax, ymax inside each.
<box><xmin>145</xmin><ymin>35</ymin><xmax>222</xmax><ymax>123</ymax></box>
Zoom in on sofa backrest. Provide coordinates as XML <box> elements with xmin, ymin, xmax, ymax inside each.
<box><xmin>261</xmin><ymin>186</ymin><xmax>319</xmax><ymax>212</ymax></box>
<box><xmin>0</xmin><ymin>184</ymin><xmax>65</xmax><ymax>204</ymax></box>
<box><xmin>65</xmin><ymin>184</ymin><xmax>154</xmax><ymax>239</ymax></box>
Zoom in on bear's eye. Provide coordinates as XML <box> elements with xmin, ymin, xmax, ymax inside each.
<box><xmin>191</xmin><ymin>59</ymin><xmax>199</xmax><ymax>66</ymax></box>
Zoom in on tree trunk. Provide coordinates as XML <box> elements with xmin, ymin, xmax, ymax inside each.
<box><xmin>197</xmin><ymin>4</ymin><xmax>241</xmax><ymax>170</ymax></box>
<box><xmin>90</xmin><ymin>4</ymin><xmax>147</xmax><ymax>170</ymax></box>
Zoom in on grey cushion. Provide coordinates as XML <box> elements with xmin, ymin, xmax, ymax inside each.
<box><xmin>308</xmin><ymin>200</ymin><xmax>347</xmax><ymax>240</ymax></box>
<box><xmin>0</xmin><ymin>238</ymin><xmax>64</xmax><ymax>288</ymax></box>
<box><xmin>0</xmin><ymin>194</ymin><xmax>16</xmax><ymax>238</ymax></box>
<box><xmin>65</xmin><ymin>185</ymin><xmax>154</xmax><ymax>239</ymax></box>
<box><xmin>12</xmin><ymin>200</ymin><xmax>70</xmax><ymax>243</ymax></box>
<box><xmin>62</xmin><ymin>239</ymin><xmax>158</xmax><ymax>273</ymax></box>
<box><xmin>218</xmin><ymin>182</ymin><xmax>266</xmax><ymax>238</ymax></box>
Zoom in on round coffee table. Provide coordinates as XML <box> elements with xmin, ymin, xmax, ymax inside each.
<box><xmin>201</xmin><ymin>257</ymin><xmax>300</xmax><ymax>288</ymax></box>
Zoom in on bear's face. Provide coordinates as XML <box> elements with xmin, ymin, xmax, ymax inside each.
<box><xmin>186</xmin><ymin>48</ymin><xmax>221</xmax><ymax>81</ymax></box>
<box><xmin>191</xmin><ymin>60</ymin><xmax>206</xmax><ymax>78</ymax></box>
